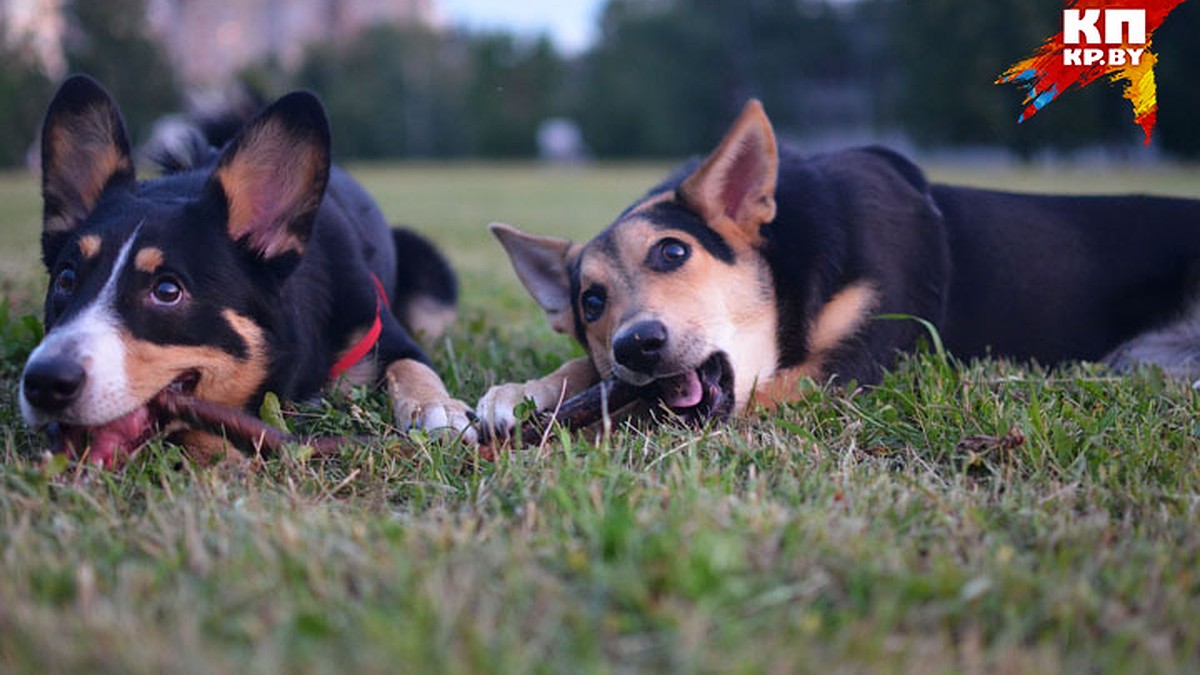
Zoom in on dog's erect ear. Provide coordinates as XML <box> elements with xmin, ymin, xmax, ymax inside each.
<box><xmin>490</xmin><ymin>222</ymin><xmax>577</xmax><ymax>335</ymax></box>
<box><xmin>679</xmin><ymin>99</ymin><xmax>778</xmax><ymax>239</ymax></box>
<box><xmin>41</xmin><ymin>75</ymin><xmax>136</xmax><ymax>238</ymax></box>
<box><xmin>209</xmin><ymin>91</ymin><xmax>330</xmax><ymax>261</ymax></box>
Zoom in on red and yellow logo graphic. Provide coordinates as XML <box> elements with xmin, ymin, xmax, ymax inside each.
<box><xmin>996</xmin><ymin>1</ymin><xmax>1189</xmax><ymax>145</ymax></box>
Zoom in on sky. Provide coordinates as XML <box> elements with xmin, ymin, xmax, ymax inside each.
<box><xmin>437</xmin><ymin>0</ymin><xmax>606</xmax><ymax>54</ymax></box>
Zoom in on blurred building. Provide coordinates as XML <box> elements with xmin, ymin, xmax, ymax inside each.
<box><xmin>147</xmin><ymin>0</ymin><xmax>437</xmax><ymax>87</ymax></box>
<box><xmin>0</xmin><ymin>0</ymin><xmax>438</xmax><ymax>86</ymax></box>
<box><xmin>0</xmin><ymin>0</ymin><xmax>67</xmax><ymax>76</ymax></box>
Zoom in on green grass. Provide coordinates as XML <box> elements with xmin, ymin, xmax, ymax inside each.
<box><xmin>2</xmin><ymin>163</ymin><xmax>1200</xmax><ymax>673</ymax></box>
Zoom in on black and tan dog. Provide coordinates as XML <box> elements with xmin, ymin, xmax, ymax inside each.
<box><xmin>19</xmin><ymin>75</ymin><xmax>475</xmax><ymax>467</ymax></box>
<box><xmin>477</xmin><ymin>99</ymin><xmax>1200</xmax><ymax>433</ymax></box>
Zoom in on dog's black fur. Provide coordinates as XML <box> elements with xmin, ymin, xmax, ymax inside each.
<box><xmin>20</xmin><ymin>75</ymin><xmax>473</xmax><ymax>466</ymax></box>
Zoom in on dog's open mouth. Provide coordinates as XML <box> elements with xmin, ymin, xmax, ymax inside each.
<box><xmin>649</xmin><ymin>352</ymin><xmax>734</xmax><ymax>423</ymax></box>
<box><xmin>47</xmin><ymin>371</ymin><xmax>200</xmax><ymax>468</ymax></box>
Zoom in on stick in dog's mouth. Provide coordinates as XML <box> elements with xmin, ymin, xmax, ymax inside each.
<box><xmin>42</xmin><ymin>369</ymin><xmax>352</xmax><ymax>468</ymax></box>
<box><xmin>514</xmin><ymin>352</ymin><xmax>735</xmax><ymax>447</ymax></box>
<box><xmin>44</xmin><ymin>370</ymin><xmax>202</xmax><ymax>467</ymax></box>
<box><xmin>43</xmin><ymin>357</ymin><xmax>735</xmax><ymax>466</ymax></box>
<box><xmin>647</xmin><ymin>352</ymin><xmax>735</xmax><ymax>422</ymax></box>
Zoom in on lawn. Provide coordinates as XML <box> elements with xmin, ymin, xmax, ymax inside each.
<box><xmin>2</xmin><ymin>161</ymin><xmax>1200</xmax><ymax>673</ymax></box>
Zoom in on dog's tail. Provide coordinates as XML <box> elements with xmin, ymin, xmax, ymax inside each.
<box><xmin>390</xmin><ymin>227</ymin><xmax>458</xmax><ymax>341</ymax></box>
<box><xmin>143</xmin><ymin>85</ymin><xmax>265</xmax><ymax>173</ymax></box>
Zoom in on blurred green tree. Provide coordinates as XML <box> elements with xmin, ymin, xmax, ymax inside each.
<box><xmin>294</xmin><ymin>25</ymin><xmax>467</xmax><ymax>158</ymax></box>
<box><xmin>577</xmin><ymin>0</ymin><xmax>1196</xmax><ymax>158</ymax></box>
<box><xmin>889</xmin><ymin>0</ymin><xmax>1200</xmax><ymax>156</ymax></box>
<box><xmin>209</xmin><ymin>0</ymin><xmax>1200</xmax><ymax>160</ymax></box>
<box><xmin>1154</xmin><ymin>0</ymin><xmax>1200</xmax><ymax>158</ymax></box>
<box><xmin>463</xmin><ymin>33</ymin><xmax>565</xmax><ymax>157</ymax></box>
<box><xmin>0</xmin><ymin>29</ymin><xmax>53</xmax><ymax>166</ymax></box>
<box><xmin>62</xmin><ymin>0</ymin><xmax>181</xmax><ymax>145</ymax></box>
<box><xmin>890</xmin><ymin>0</ymin><xmax>1138</xmax><ymax>156</ymax></box>
<box><xmin>573</xmin><ymin>0</ymin><xmax>877</xmax><ymax>157</ymax></box>
<box><xmin>291</xmin><ymin>25</ymin><xmax>567</xmax><ymax>159</ymax></box>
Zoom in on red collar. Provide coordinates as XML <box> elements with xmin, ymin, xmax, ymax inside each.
<box><xmin>329</xmin><ymin>274</ymin><xmax>390</xmax><ymax>379</ymax></box>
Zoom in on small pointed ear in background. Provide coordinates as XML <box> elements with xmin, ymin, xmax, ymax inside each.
<box><xmin>489</xmin><ymin>222</ymin><xmax>577</xmax><ymax>334</ymax></box>
<box><xmin>41</xmin><ymin>75</ymin><xmax>136</xmax><ymax>237</ymax></box>
<box><xmin>679</xmin><ymin>99</ymin><xmax>779</xmax><ymax>239</ymax></box>
<box><xmin>210</xmin><ymin>91</ymin><xmax>331</xmax><ymax>261</ymax></box>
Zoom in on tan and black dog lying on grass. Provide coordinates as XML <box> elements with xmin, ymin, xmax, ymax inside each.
<box><xmin>477</xmin><ymin>99</ymin><xmax>1200</xmax><ymax>436</ymax></box>
<box><xmin>20</xmin><ymin>76</ymin><xmax>475</xmax><ymax>467</ymax></box>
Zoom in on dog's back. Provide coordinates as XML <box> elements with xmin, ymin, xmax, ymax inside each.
<box><xmin>765</xmin><ymin>145</ymin><xmax>1200</xmax><ymax>378</ymax></box>
<box><xmin>932</xmin><ymin>186</ymin><xmax>1200</xmax><ymax>367</ymax></box>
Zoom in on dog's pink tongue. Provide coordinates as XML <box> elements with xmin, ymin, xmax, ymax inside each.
<box><xmin>73</xmin><ymin>407</ymin><xmax>153</xmax><ymax>467</ymax></box>
<box><xmin>659</xmin><ymin>371</ymin><xmax>704</xmax><ymax>409</ymax></box>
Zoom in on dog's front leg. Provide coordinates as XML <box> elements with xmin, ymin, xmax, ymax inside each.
<box><xmin>386</xmin><ymin>359</ymin><xmax>477</xmax><ymax>443</ymax></box>
<box><xmin>169</xmin><ymin>429</ymin><xmax>255</xmax><ymax>468</ymax></box>
<box><xmin>475</xmin><ymin>357</ymin><xmax>600</xmax><ymax>437</ymax></box>
<box><xmin>747</xmin><ymin>363</ymin><xmax>823</xmax><ymax>412</ymax></box>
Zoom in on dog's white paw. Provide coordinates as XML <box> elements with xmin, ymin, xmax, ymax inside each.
<box><xmin>394</xmin><ymin>395</ymin><xmax>478</xmax><ymax>444</ymax></box>
<box><xmin>475</xmin><ymin>381</ymin><xmax>553</xmax><ymax>438</ymax></box>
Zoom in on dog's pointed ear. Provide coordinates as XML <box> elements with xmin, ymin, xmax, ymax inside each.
<box><xmin>40</xmin><ymin>75</ymin><xmax>136</xmax><ymax>238</ymax></box>
<box><xmin>679</xmin><ymin>99</ymin><xmax>778</xmax><ymax>238</ymax></box>
<box><xmin>490</xmin><ymin>222</ymin><xmax>578</xmax><ymax>334</ymax></box>
<box><xmin>209</xmin><ymin>91</ymin><xmax>330</xmax><ymax>261</ymax></box>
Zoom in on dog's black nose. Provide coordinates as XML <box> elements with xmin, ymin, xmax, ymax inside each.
<box><xmin>613</xmin><ymin>320</ymin><xmax>668</xmax><ymax>373</ymax></box>
<box><xmin>22</xmin><ymin>358</ymin><xmax>86</xmax><ymax>413</ymax></box>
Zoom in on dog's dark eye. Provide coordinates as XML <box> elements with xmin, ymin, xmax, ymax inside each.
<box><xmin>150</xmin><ymin>276</ymin><xmax>185</xmax><ymax>306</ymax></box>
<box><xmin>651</xmin><ymin>238</ymin><xmax>690</xmax><ymax>271</ymax></box>
<box><xmin>53</xmin><ymin>266</ymin><xmax>76</xmax><ymax>296</ymax></box>
<box><xmin>581</xmin><ymin>285</ymin><xmax>606</xmax><ymax>323</ymax></box>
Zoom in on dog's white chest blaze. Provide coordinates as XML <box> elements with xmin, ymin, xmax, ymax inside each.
<box><xmin>724</xmin><ymin>321</ymin><xmax>779</xmax><ymax>409</ymax></box>
<box><xmin>20</xmin><ymin>234</ymin><xmax>139</xmax><ymax>427</ymax></box>
<box><xmin>709</xmin><ymin>263</ymin><xmax>779</xmax><ymax>410</ymax></box>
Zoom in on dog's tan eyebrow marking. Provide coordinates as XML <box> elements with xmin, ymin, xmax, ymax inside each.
<box><xmin>134</xmin><ymin>246</ymin><xmax>165</xmax><ymax>273</ymax></box>
<box><xmin>78</xmin><ymin>234</ymin><xmax>101</xmax><ymax>258</ymax></box>
<box><xmin>135</xmin><ymin>246</ymin><xmax>165</xmax><ymax>271</ymax></box>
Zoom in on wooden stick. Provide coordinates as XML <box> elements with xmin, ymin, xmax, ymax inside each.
<box><xmin>157</xmin><ymin>379</ymin><xmax>645</xmax><ymax>462</ymax></box>
<box><xmin>154</xmin><ymin>390</ymin><xmax>352</xmax><ymax>458</ymax></box>
<box><xmin>516</xmin><ymin>379</ymin><xmax>643</xmax><ymax>446</ymax></box>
